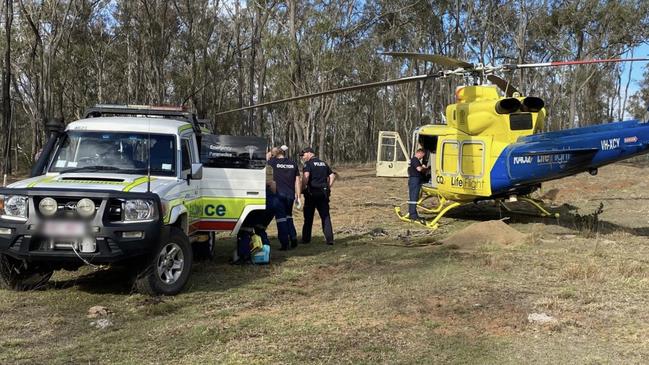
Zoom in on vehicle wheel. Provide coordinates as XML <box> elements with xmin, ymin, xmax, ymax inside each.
<box><xmin>193</xmin><ymin>232</ymin><xmax>216</xmax><ymax>261</ymax></box>
<box><xmin>0</xmin><ymin>254</ymin><xmax>53</xmax><ymax>291</ymax></box>
<box><xmin>134</xmin><ymin>227</ymin><xmax>193</xmax><ymax>296</ymax></box>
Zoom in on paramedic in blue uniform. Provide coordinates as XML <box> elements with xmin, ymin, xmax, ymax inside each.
<box><xmin>300</xmin><ymin>147</ymin><xmax>335</xmax><ymax>245</ymax></box>
<box><xmin>407</xmin><ymin>148</ymin><xmax>428</xmax><ymax>222</ymax></box>
<box><xmin>267</xmin><ymin>147</ymin><xmax>301</xmax><ymax>250</ymax></box>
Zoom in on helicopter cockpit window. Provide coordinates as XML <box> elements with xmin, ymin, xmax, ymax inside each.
<box><xmin>510</xmin><ymin>113</ymin><xmax>533</xmax><ymax>130</ymax></box>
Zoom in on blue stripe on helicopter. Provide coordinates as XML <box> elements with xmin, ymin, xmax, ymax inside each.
<box><xmin>490</xmin><ymin>119</ymin><xmax>649</xmax><ymax>195</ymax></box>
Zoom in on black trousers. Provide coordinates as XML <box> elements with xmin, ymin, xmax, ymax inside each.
<box><xmin>302</xmin><ymin>189</ymin><xmax>334</xmax><ymax>244</ymax></box>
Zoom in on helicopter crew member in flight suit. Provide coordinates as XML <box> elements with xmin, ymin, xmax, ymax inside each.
<box><xmin>300</xmin><ymin>147</ymin><xmax>335</xmax><ymax>245</ymax></box>
<box><xmin>267</xmin><ymin>147</ymin><xmax>301</xmax><ymax>250</ymax></box>
<box><xmin>407</xmin><ymin>148</ymin><xmax>428</xmax><ymax>222</ymax></box>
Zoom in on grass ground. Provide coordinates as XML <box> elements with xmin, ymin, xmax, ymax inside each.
<box><xmin>1</xmin><ymin>163</ymin><xmax>649</xmax><ymax>364</ymax></box>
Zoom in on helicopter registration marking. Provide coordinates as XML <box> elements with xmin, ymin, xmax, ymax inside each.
<box><xmin>600</xmin><ymin>138</ymin><xmax>620</xmax><ymax>151</ymax></box>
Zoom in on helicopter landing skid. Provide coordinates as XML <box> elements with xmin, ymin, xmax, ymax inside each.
<box><xmin>395</xmin><ymin>201</ymin><xmax>462</xmax><ymax>230</ymax></box>
<box><xmin>499</xmin><ymin>197</ymin><xmax>560</xmax><ymax>218</ymax></box>
<box><xmin>416</xmin><ymin>191</ymin><xmax>446</xmax><ymax>214</ymax></box>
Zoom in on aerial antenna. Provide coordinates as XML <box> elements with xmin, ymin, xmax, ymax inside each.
<box><xmin>147</xmin><ymin>117</ymin><xmax>151</xmax><ymax>193</ymax></box>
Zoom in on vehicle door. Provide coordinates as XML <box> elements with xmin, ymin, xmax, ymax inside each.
<box><xmin>180</xmin><ymin>132</ymin><xmax>202</xmax><ymax>229</ymax></box>
<box><xmin>376</xmin><ymin>131</ymin><xmax>409</xmax><ymax>177</ymax></box>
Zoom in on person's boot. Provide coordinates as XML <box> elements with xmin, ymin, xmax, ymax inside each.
<box><xmin>290</xmin><ymin>238</ymin><xmax>298</xmax><ymax>249</ymax></box>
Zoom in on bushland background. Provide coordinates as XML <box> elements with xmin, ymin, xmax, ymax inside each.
<box><xmin>0</xmin><ymin>0</ymin><xmax>648</xmax><ymax>173</ymax></box>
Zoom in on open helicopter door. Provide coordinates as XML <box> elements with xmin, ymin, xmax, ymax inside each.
<box><xmin>376</xmin><ymin>131</ymin><xmax>409</xmax><ymax>177</ymax></box>
<box><xmin>416</xmin><ymin>132</ymin><xmax>439</xmax><ymax>187</ymax></box>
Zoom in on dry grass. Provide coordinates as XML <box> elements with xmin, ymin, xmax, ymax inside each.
<box><xmin>2</xmin><ymin>164</ymin><xmax>649</xmax><ymax>364</ymax></box>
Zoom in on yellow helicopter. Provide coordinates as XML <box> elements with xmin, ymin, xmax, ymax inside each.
<box><xmin>218</xmin><ymin>53</ymin><xmax>649</xmax><ymax>229</ymax></box>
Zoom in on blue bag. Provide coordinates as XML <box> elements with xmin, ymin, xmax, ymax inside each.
<box><xmin>251</xmin><ymin>244</ymin><xmax>271</xmax><ymax>265</ymax></box>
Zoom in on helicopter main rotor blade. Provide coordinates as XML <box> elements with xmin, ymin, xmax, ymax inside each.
<box><xmin>511</xmin><ymin>57</ymin><xmax>649</xmax><ymax>70</ymax></box>
<box><xmin>382</xmin><ymin>52</ymin><xmax>474</xmax><ymax>69</ymax></box>
<box><xmin>486</xmin><ymin>75</ymin><xmax>520</xmax><ymax>97</ymax></box>
<box><xmin>215</xmin><ymin>74</ymin><xmax>439</xmax><ymax>116</ymax></box>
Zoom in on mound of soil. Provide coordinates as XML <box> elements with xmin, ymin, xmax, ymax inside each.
<box><xmin>441</xmin><ymin>220</ymin><xmax>528</xmax><ymax>248</ymax></box>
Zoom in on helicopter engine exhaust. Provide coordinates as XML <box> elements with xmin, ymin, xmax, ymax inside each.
<box><xmin>495</xmin><ymin>98</ymin><xmax>521</xmax><ymax>114</ymax></box>
<box><xmin>521</xmin><ymin>97</ymin><xmax>545</xmax><ymax>112</ymax></box>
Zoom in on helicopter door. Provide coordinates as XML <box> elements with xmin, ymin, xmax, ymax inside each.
<box><xmin>418</xmin><ymin>135</ymin><xmax>439</xmax><ymax>187</ymax></box>
<box><xmin>376</xmin><ymin>131</ymin><xmax>409</xmax><ymax>177</ymax></box>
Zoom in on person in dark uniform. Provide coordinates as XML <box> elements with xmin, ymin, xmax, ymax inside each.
<box><xmin>407</xmin><ymin>148</ymin><xmax>428</xmax><ymax>222</ymax></box>
<box><xmin>300</xmin><ymin>147</ymin><xmax>335</xmax><ymax>245</ymax></box>
<box><xmin>232</xmin><ymin>174</ymin><xmax>277</xmax><ymax>264</ymax></box>
<box><xmin>267</xmin><ymin>147</ymin><xmax>301</xmax><ymax>250</ymax></box>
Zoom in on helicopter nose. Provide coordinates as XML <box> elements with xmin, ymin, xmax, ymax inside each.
<box><xmin>521</xmin><ymin>97</ymin><xmax>545</xmax><ymax>112</ymax></box>
<box><xmin>495</xmin><ymin>98</ymin><xmax>521</xmax><ymax>114</ymax></box>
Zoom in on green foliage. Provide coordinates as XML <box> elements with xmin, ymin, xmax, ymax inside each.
<box><xmin>0</xmin><ymin>0</ymin><xmax>648</xmax><ymax>169</ymax></box>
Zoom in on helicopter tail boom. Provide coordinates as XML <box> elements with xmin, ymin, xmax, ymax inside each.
<box><xmin>491</xmin><ymin>120</ymin><xmax>649</xmax><ymax>195</ymax></box>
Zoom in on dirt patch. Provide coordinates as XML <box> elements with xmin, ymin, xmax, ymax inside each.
<box><xmin>441</xmin><ymin>220</ymin><xmax>528</xmax><ymax>248</ymax></box>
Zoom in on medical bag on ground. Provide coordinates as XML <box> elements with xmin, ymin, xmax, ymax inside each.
<box><xmin>251</xmin><ymin>244</ymin><xmax>271</xmax><ymax>265</ymax></box>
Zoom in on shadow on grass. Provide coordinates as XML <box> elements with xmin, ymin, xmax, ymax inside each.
<box><xmin>47</xmin><ymin>232</ymin><xmax>367</xmax><ymax>296</ymax></box>
<box><xmin>435</xmin><ymin>201</ymin><xmax>649</xmax><ymax>237</ymax></box>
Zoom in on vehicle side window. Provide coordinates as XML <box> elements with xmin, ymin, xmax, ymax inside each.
<box><xmin>181</xmin><ymin>139</ymin><xmax>191</xmax><ymax>172</ymax></box>
<box><xmin>200</xmin><ymin>134</ymin><xmax>267</xmax><ymax>169</ymax></box>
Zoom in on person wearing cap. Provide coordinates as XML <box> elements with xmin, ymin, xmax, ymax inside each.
<box><xmin>267</xmin><ymin>146</ymin><xmax>301</xmax><ymax>250</ymax></box>
<box><xmin>300</xmin><ymin>147</ymin><xmax>335</xmax><ymax>245</ymax></box>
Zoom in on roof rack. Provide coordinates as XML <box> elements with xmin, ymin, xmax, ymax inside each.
<box><xmin>84</xmin><ymin>104</ymin><xmax>193</xmax><ymax>121</ymax></box>
<box><xmin>82</xmin><ymin>104</ymin><xmax>213</xmax><ymax>136</ymax></box>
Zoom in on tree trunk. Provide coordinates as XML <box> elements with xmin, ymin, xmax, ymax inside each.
<box><xmin>3</xmin><ymin>0</ymin><xmax>13</xmax><ymax>174</ymax></box>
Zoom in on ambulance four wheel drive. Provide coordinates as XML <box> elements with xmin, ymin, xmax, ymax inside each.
<box><xmin>0</xmin><ymin>105</ymin><xmax>266</xmax><ymax>295</ymax></box>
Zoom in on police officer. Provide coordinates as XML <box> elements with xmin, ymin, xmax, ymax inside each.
<box><xmin>300</xmin><ymin>147</ymin><xmax>335</xmax><ymax>245</ymax></box>
<box><xmin>267</xmin><ymin>147</ymin><xmax>301</xmax><ymax>250</ymax></box>
<box><xmin>407</xmin><ymin>148</ymin><xmax>428</xmax><ymax>223</ymax></box>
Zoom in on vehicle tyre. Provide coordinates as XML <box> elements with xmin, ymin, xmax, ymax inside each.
<box><xmin>134</xmin><ymin>227</ymin><xmax>193</xmax><ymax>296</ymax></box>
<box><xmin>0</xmin><ymin>254</ymin><xmax>53</xmax><ymax>291</ymax></box>
<box><xmin>193</xmin><ymin>232</ymin><xmax>216</xmax><ymax>261</ymax></box>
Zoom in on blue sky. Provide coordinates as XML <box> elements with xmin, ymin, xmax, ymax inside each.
<box><xmin>622</xmin><ymin>43</ymin><xmax>649</xmax><ymax>95</ymax></box>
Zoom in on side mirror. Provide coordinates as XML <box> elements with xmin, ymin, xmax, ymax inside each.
<box><xmin>189</xmin><ymin>163</ymin><xmax>203</xmax><ymax>180</ymax></box>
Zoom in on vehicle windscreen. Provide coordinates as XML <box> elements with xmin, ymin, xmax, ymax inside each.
<box><xmin>49</xmin><ymin>131</ymin><xmax>177</xmax><ymax>176</ymax></box>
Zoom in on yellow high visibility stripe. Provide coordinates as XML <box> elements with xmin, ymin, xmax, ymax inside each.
<box><xmin>178</xmin><ymin>124</ymin><xmax>193</xmax><ymax>134</ymax></box>
<box><xmin>26</xmin><ymin>175</ymin><xmax>57</xmax><ymax>188</ymax></box>
<box><xmin>123</xmin><ymin>177</ymin><xmax>155</xmax><ymax>192</ymax></box>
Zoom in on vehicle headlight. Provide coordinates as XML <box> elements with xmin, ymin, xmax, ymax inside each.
<box><xmin>123</xmin><ymin>199</ymin><xmax>156</xmax><ymax>221</ymax></box>
<box><xmin>77</xmin><ymin>198</ymin><xmax>96</xmax><ymax>218</ymax></box>
<box><xmin>39</xmin><ymin>197</ymin><xmax>58</xmax><ymax>217</ymax></box>
<box><xmin>1</xmin><ymin>195</ymin><xmax>28</xmax><ymax>220</ymax></box>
